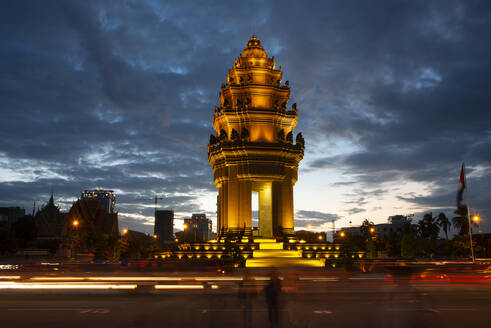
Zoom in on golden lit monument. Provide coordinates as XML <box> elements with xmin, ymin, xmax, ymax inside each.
<box><xmin>208</xmin><ymin>36</ymin><xmax>305</xmax><ymax>239</ymax></box>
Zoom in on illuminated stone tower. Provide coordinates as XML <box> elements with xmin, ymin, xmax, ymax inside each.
<box><xmin>208</xmin><ymin>37</ymin><xmax>305</xmax><ymax>239</ymax></box>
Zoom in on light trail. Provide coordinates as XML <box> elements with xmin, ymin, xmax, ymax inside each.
<box><xmin>30</xmin><ymin>277</ymin><xmax>85</xmax><ymax>281</ymax></box>
<box><xmin>154</xmin><ymin>285</ymin><xmax>204</xmax><ymax>290</ymax></box>
<box><xmin>0</xmin><ymin>276</ymin><xmax>21</xmax><ymax>280</ymax></box>
<box><xmin>0</xmin><ymin>282</ymin><xmax>136</xmax><ymax>290</ymax></box>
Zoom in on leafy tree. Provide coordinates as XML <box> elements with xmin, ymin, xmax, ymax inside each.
<box><xmin>401</xmin><ymin>233</ymin><xmax>415</xmax><ymax>259</ymax></box>
<box><xmin>436</xmin><ymin>212</ymin><xmax>451</xmax><ymax>240</ymax></box>
<box><xmin>360</xmin><ymin>219</ymin><xmax>375</xmax><ymax>240</ymax></box>
<box><xmin>384</xmin><ymin>235</ymin><xmax>402</xmax><ymax>258</ymax></box>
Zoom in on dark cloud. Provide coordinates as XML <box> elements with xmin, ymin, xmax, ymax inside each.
<box><xmin>1</xmin><ymin>0</ymin><xmax>490</xmax><ymax>233</ymax></box>
<box><xmin>347</xmin><ymin>208</ymin><xmax>366</xmax><ymax>215</ymax></box>
<box><xmin>295</xmin><ymin>210</ymin><xmax>341</xmax><ymax>222</ymax></box>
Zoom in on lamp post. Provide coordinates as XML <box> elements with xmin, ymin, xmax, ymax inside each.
<box><xmin>71</xmin><ymin>219</ymin><xmax>79</xmax><ymax>259</ymax></box>
<box><xmin>472</xmin><ymin>214</ymin><xmax>481</xmax><ymax>233</ymax></box>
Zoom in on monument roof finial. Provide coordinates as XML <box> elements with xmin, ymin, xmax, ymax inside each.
<box><xmin>243</xmin><ymin>35</ymin><xmax>266</xmax><ymax>58</ymax></box>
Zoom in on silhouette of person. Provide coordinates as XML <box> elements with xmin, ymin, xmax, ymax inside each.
<box><xmin>264</xmin><ymin>269</ymin><xmax>282</xmax><ymax>328</ymax></box>
<box><xmin>238</xmin><ymin>271</ymin><xmax>256</xmax><ymax>328</ymax></box>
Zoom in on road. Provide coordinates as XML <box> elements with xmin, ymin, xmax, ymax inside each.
<box><xmin>1</xmin><ymin>271</ymin><xmax>490</xmax><ymax>328</ymax></box>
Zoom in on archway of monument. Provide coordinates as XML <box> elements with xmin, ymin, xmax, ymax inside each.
<box><xmin>252</xmin><ymin>181</ymin><xmax>273</xmax><ymax>238</ymax></box>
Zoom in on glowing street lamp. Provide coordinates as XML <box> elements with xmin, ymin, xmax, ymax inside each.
<box><xmin>122</xmin><ymin>229</ymin><xmax>128</xmax><ymax>235</ymax></box>
<box><xmin>318</xmin><ymin>235</ymin><xmax>323</xmax><ymax>241</ymax></box>
<box><xmin>472</xmin><ymin>215</ymin><xmax>480</xmax><ymax>222</ymax></box>
<box><xmin>153</xmin><ymin>234</ymin><xmax>158</xmax><ymax>239</ymax></box>
<box><xmin>183</xmin><ymin>224</ymin><xmax>188</xmax><ymax>230</ymax></box>
<box><xmin>370</xmin><ymin>227</ymin><xmax>375</xmax><ymax>233</ymax></box>
<box><xmin>340</xmin><ymin>231</ymin><xmax>345</xmax><ymax>238</ymax></box>
<box><xmin>72</xmin><ymin>219</ymin><xmax>79</xmax><ymax>228</ymax></box>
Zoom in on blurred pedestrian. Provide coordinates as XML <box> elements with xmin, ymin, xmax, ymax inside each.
<box><xmin>264</xmin><ymin>269</ymin><xmax>282</xmax><ymax>328</ymax></box>
<box><xmin>238</xmin><ymin>271</ymin><xmax>257</xmax><ymax>328</ymax></box>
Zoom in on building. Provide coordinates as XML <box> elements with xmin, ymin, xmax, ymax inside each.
<box><xmin>337</xmin><ymin>215</ymin><xmax>415</xmax><ymax>239</ymax></box>
<box><xmin>154</xmin><ymin>37</ymin><xmax>342</xmax><ymax>267</ymax></box>
<box><xmin>154</xmin><ymin>210</ymin><xmax>174</xmax><ymax>243</ymax></box>
<box><xmin>0</xmin><ymin>207</ymin><xmax>25</xmax><ymax>224</ymax></box>
<box><xmin>183</xmin><ymin>214</ymin><xmax>212</xmax><ymax>242</ymax></box>
<box><xmin>81</xmin><ymin>188</ymin><xmax>115</xmax><ymax>213</ymax></box>
<box><xmin>62</xmin><ymin>199</ymin><xmax>119</xmax><ymax>254</ymax></box>
<box><xmin>208</xmin><ymin>36</ymin><xmax>304</xmax><ymax>239</ymax></box>
<box><xmin>376</xmin><ymin>215</ymin><xmax>413</xmax><ymax>237</ymax></box>
<box><xmin>35</xmin><ymin>194</ymin><xmax>66</xmax><ymax>240</ymax></box>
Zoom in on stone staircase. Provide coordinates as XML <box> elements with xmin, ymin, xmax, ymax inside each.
<box><xmin>245</xmin><ymin>239</ymin><xmax>325</xmax><ymax>267</ymax></box>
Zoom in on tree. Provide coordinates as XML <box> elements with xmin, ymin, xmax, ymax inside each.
<box><xmin>452</xmin><ymin>206</ymin><xmax>478</xmax><ymax>236</ymax></box>
<box><xmin>418</xmin><ymin>212</ymin><xmax>440</xmax><ymax>240</ymax></box>
<box><xmin>436</xmin><ymin>212</ymin><xmax>451</xmax><ymax>240</ymax></box>
<box><xmin>401</xmin><ymin>233</ymin><xmax>415</xmax><ymax>259</ymax></box>
<box><xmin>360</xmin><ymin>219</ymin><xmax>375</xmax><ymax>240</ymax></box>
<box><xmin>416</xmin><ymin>213</ymin><xmax>440</xmax><ymax>258</ymax></box>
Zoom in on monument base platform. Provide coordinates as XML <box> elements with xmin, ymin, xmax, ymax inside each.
<box><xmin>245</xmin><ymin>239</ymin><xmax>325</xmax><ymax>268</ymax></box>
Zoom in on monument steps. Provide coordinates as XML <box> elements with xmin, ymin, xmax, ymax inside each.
<box><xmin>245</xmin><ymin>239</ymin><xmax>325</xmax><ymax>267</ymax></box>
<box><xmin>252</xmin><ymin>249</ymin><xmax>301</xmax><ymax>258</ymax></box>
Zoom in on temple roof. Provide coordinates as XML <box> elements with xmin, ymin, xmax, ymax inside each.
<box><xmin>242</xmin><ymin>36</ymin><xmax>267</xmax><ymax>58</ymax></box>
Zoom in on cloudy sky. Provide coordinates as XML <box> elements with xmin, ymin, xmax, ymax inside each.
<box><xmin>1</xmin><ymin>0</ymin><xmax>490</xmax><ymax>236</ymax></box>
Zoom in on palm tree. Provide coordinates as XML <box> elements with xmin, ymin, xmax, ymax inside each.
<box><xmin>418</xmin><ymin>212</ymin><xmax>440</xmax><ymax>240</ymax></box>
<box><xmin>452</xmin><ymin>206</ymin><xmax>478</xmax><ymax>236</ymax></box>
<box><xmin>436</xmin><ymin>213</ymin><xmax>451</xmax><ymax>240</ymax></box>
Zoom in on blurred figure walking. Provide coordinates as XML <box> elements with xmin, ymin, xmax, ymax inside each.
<box><xmin>238</xmin><ymin>271</ymin><xmax>257</xmax><ymax>328</ymax></box>
<box><xmin>264</xmin><ymin>269</ymin><xmax>282</xmax><ymax>328</ymax></box>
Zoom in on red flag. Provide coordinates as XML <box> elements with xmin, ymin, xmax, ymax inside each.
<box><xmin>456</xmin><ymin>163</ymin><xmax>465</xmax><ymax>207</ymax></box>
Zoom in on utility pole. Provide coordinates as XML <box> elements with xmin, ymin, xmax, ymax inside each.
<box><xmin>332</xmin><ymin>219</ymin><xmax>336</xmax><ymax>242</ymax></box>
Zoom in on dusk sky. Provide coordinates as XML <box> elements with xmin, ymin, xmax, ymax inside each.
<box><xmin>1</xmin><ymin>0</ymin><xmax>490</xmax><ymax>236</ymax></box>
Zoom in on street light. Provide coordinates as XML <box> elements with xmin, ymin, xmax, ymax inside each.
<box><xmin>472</xmin><ymin>214</ymin><xmax>482</xmax><ymax>233</ymax></box>
<box><xmin>370</xmin><ymin>227</ymin><xmax>375</xmax><ymax>233</ymax></box>
<box><xmin>72</xmin><ymin>219</ymin><xmax>79</xmax><ymax>227</ymax></box>
<box><xmin>153</xmin><ymin>234</ymin><xmax>158</xmax><ymax>239</ymax></box>
<box><xmin>340</xmin><ymin>231</ymin><xmax>345</xmax><ymax>238</ymax></box>
<box><xmin>183</xmin><ymin>224</ymin><xmax>188</xmax><ymax>230</ymax></box>
<box><xmin>318</xmin><ymin>235</ymin><xmax>323</xmax><ymax>241</ymax></box>
<box><xmin>122</xmin><ymin>228</ymin><xmax>128</xmax><ymax>235</ymax></box>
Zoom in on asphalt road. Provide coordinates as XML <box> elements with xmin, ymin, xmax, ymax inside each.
<box><xmin>1</xmin><ymin>284</ymin><xmax>490</xmax><ymax>328</ymax></box>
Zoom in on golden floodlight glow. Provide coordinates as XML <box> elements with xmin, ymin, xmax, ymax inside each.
<box><xmin>209</xmin><ymin>37</ymin><xmax>304</xmax><ymax>240</ymax></box>
<box><xmin>340</xmin><ymin>232</ymin><xmax>345</xmax><ymax>237</ymax></box>
<box><xmin>472</xmin><ymin>215</ymin><xmax>480</xmax><ymax>222</ymax></box>
<box><xmin>183</xmin><ymin>224</ymin><xmax>188</xmax><ymax>230</ymax></box>
<box><xmin>72</xmin><ymin>220</ymin><xmax>79</xmax><ymax>227</ymax></box>
<box><xmin>370</xmin><ymin>227</ymin><xmax>375</xmax><ymax>233</ymax></box>
<box><xmin>122</xmin><ymin>229</ymin><xmax>128</xmax><ymax>235</ymax></box>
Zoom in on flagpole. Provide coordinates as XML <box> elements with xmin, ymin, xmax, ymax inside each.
<box><xmin>463</xmin><ymin>162</ymin><xmax>475</xmax><ymax>263</ymax></box>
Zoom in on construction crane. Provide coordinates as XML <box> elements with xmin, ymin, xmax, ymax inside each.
<box><xmin>154</xmin><ymin>195</ymin><xmax>164</xmax><ymax>213</ymax></box>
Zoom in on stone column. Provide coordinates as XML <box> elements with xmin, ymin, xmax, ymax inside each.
<box><xmin>259</xmin><ymin>181</ymin><xmax>273</xmax><ymax>238</ymax></box>
<box><xmin>238</xmin><ymin>180</ymin><xmax>252</xmax><ymax>235</ymax></box>
<box><xmin>280</xmin><ymin>178</ymin><xmax>294</xmax><ymax>236</ymax></box>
